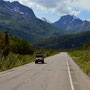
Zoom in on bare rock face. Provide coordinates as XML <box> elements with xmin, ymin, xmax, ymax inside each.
<box><xmin>0</xmin><ymin>0</ymin><xmax>36</xmax><ymax>18</ymax></box>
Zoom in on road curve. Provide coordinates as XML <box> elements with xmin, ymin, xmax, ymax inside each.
<box><xmin>0</xmin><ymin>52</ymin><xmax>90</xmax><ymax>90</ymax></box>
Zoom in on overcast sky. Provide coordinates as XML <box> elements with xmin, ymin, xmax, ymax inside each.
<box><xmin>5</xmin><ymin>0</ymin><xmax>90</xmax><ymax>22</ymax></box>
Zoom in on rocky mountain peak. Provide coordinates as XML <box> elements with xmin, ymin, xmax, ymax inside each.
<box><xmin>53</xmin><ymin>15</ymin><xmax>90</xmax><ymax>31</ymax></box>
<box><xmin>10</xmin><ymin>1</ymin><xmax>36</xmax><ymax>17</ymax></box>
<box><xmin>0</xmin><ymin>0</ymin><xmax>36</xmax><ymax>18</ymax></box>
<box><xmin>59</xmin><ymin>15</ymin><xmax>81</xmax><ymax>23</ymax></box>
<box><xmin>12</xmin><ymin>1</ymin><xmax>20</xmax><ymax>4</ymax></box>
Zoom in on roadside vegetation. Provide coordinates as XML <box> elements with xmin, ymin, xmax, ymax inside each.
<box><xmin>68</xmin><ymin>42</ymin><xmax>90</xmax><ymax>77</ymax></box>
<box><xmin>1</xmin><ymin>30</ymin><xmax>90</xmax><ymax>77</ymax></box>
<box><xmin>0</xmin><ymin>31</ymin><xmax>59</xmax><ymax>71</ymax></box>
<box><xmin>0</xmin><ymin>31</ymin><xmax>34</xmax><ymax>71</ymax></box>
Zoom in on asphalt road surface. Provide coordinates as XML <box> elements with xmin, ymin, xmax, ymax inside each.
<box><xmin>0</xmin><ymin>52</ymin><xmax>90</xmax><ymax>90</ymax></box>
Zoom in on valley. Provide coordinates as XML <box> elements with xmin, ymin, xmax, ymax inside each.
<box><xmin>0</xmin><ymin>0</ymin><xmax>90</xmax><ymax>89</ymax></box>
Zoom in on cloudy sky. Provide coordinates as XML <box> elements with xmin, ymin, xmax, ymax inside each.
<box><xmin>5</xmin><ymin>0</ymin><xmax>90</xmax><ymax>22</ymax></box>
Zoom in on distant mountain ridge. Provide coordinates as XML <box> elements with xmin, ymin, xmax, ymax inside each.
<box><xmin>0</xmin><ymin>0</ymin><xmax>35</xmax><ymax>18</ymax></box>
<box><xmin>33</xmin><ymin>31</ymin><xmax>90</xmax><ymax>49</ymax></box>
<box><xmin>9</xmin><ymin>1</ymin><xmax>36</xmax><ymax>17</ymax></box>
<box><xmin>53</xmin><ymin>15</ymin><xmax>90</xmax><ymax>32</ymax></box>
<box><xmin>0</xmin><ymin>0</ymin><xmax>66</xmax><ymax>43</ymax></box>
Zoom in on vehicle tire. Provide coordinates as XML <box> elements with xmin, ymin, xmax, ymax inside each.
<box><xmin>35</xmin><ymin>61</ymin><xmax>38</xmax><ymax>64</ymax></box>
<box><xmin>42</xmin><ymin>61</ymin><xmax>44</xmax><ymax>64</ymax></box>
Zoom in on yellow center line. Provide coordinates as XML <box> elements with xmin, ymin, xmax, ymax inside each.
<box><xmin>24</xmin><ymin>78</ymin><xmax>30</xmax><ymax>83</ymax></box>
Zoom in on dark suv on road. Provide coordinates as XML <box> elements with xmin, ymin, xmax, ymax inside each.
<box><xmin>35</xmin><ymin>53</ymin><xmax>44</xmax><ymax>64</ymax></box>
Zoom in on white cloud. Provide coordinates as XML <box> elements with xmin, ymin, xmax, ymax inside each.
<box><xmin>71</xmin><ymin>0</ymin><xmax>90</xmax><ymax>11</ymax></box>
<box><xmin>70</xmin><ymin>11</ymin><xmax>80</xmax><ymax>15</ymax></box>
<box><xmin>19</xmin><ymin>0</ymin><xmax>80</xmax><ymax>16</ymax></box>
<box><xmin>5</xmin><ymin>0</ymin><xmax>90</xmax><ymax>16</ymax></box>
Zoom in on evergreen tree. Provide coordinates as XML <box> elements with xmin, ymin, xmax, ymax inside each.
<box><xmin>2</xmin><ymin>31</ymin><xmax>10</xmax><ymax>56</ymax></box>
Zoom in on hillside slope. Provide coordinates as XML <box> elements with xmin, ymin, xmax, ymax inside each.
<box><xmin>33</xmin><ymin>31</ymin><xmax>90</xmax><ymax>49</ymax></box>
<box><xmin>0</xmin><ymin>0</ymin><xmax>66</xmax><ymax>43</ymax></box>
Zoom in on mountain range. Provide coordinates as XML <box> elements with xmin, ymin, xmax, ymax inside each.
<box><xmin>53</xmin><ymin>15</ymin><xmax>90</xmax><ymax>32</ymax></box>
<box><xmin>0</xmin><ymin>0</ymin><xmax>66</xmax><ymax>43</ymax></box>
<box><xmin>0</xmin><ymin>0</ymin><xmax>90</xmax><ymax>44</ymax></box>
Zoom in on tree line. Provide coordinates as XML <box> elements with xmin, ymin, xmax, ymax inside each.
<box><xmin>0</xmin><ymin>31</ymin><xmax>34</xmax><ymax>57</ymax></box>
<box><xmin>33</xmin><ymin>31</ymin><xmax>90</xmax><ymax>50</ymax></box>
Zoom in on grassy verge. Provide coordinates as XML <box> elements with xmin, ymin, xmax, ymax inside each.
<box><xmin>0</xmin><ymin>50</ymin><xmax>59</xmax><ymax>72</ymax></box>
<box><xmin>68</xmin><ymin>50</ymin><xmax>90</xmax><ymax>77</ymax></box>
<box><xmin>0</xmin><ymin>53</ymin><xmax>35</xmax><ymax>71</ymax></box>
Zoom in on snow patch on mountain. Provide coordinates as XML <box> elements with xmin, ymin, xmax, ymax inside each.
<box><xmin>42</xmin><ymin>17</ymin><xmax>51</xmax><ymax>23</ymax></box>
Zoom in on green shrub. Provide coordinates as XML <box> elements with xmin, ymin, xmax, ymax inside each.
<box><xmin>69</xmin><ymin>50</ymin><xmax>90</xmax><ymax>77</ymax></box>
<box><xmin>0</xmin><ymin>53</ymin><xmax>35</xmax><ymax>71</ymax></box>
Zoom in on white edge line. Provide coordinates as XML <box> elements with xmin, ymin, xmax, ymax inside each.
<box><xmin>67</xmin><ymin>60</ymin><xmax>74</xmax><ymax>90</ymax></box>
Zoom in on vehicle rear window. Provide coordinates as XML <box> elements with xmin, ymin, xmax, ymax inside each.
<box><xmin>36</xmin><ymin>55</ymin><xmax>43</xmax><ymax>57</ymax></box>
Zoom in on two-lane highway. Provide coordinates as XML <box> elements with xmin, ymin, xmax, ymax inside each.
<box><xmin>0</xmin><ymin>52</ymin><xmax>90</xmax><ymax>90</ymax></box>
